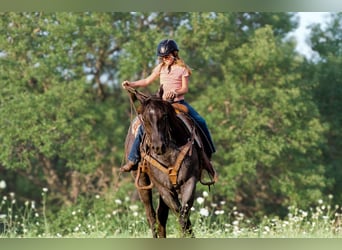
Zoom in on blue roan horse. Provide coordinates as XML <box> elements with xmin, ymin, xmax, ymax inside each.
<box><xmin>124</xmin><ymin>86</ymin><xmax>213</xmax><ymax>238</ymax></box>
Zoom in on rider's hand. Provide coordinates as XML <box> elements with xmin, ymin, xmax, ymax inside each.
<box><xmin>164</xmin><ymin>91</ymin><xmax>177</xmax><ymax>101</ymax></box>
<box><xmin>121</xmin><ymin>80</ymin><xmax>130</xmax><ymax>89</ymax></box>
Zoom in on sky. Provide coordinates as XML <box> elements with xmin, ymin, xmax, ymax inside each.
<box><xmin>292</xmin><ymin>12</ymin><xmax>331</xmax><ymax>59</ymax></box>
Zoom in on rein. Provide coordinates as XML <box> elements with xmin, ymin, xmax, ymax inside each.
<box><xmin>126</xmin><ymin>87</ymin><xmax>146</xmax><ymax>130</ymax></box>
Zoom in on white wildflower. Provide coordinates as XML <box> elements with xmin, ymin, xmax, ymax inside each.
<box><xmin>202</xmin><ymin>191</ymin><xmax>209</xmax><ymax>197</ymax></box>
<box><xmin>211</xmin><ymin>203</ymin><xmax>217</xmax><ymax>208</ymax></box>
<box><xmin>199</xmin><ymin>208</ymin><xmax>209</xmax><ymax>217</ymax></box>
<box><xmin>214</xmin><ymin>210</ymin><xmax>224</xmax><ymax>215</ymax></box>
<box><xmin>115</xmin><ymin>199</ymin><xmax>122</xmax><ymax>205</ymax></box>
<box><xmin>0</xmin><ymin>180</ymin><xmax>6</xmax><ymax>189</ymax></box>
<box><xmin>196</xmin><ymin>197</ymin><xmax>204</xmax><ymax>205</ymax></box>
<box><xmin>42</xmin><ymin>187</ymin><xmax>48</xmax><ymax>193</ymax></box>
<box><xmin>129</xmin><ymin>204</ymin><xmax>139</xmax><ymax>211</ymax></box>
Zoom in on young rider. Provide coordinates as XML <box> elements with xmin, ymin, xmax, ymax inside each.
<box><xmin>120</xmin><ymin>39</ymin><xmax>216</xmax><ymax>174</ymax></box>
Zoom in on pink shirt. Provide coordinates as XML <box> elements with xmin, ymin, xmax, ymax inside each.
<box><xmin>153</xmin><ymin>63</ymin><xmax>190</xmax><ymax>101</ymax></box>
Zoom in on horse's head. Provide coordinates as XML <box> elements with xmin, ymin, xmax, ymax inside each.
<box><xmin>141</xmin><ymin>97</ymin><xmax>171</xmax><ymax>155</ymax></box>
<box><xmin>126</xmin><ymin>85</ymin><xmax>185</xmax><ymax>155</ymax></box>
<box><xmin>134</xmin><ymin>85</ymin><xmax>176</xmax><ymax>155</ymax></box>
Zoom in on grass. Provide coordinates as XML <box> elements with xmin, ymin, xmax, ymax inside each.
<box><xmin>0</xmin><ymin>187</ymin><xmax>341</xmax><ymax>238</ymax></box>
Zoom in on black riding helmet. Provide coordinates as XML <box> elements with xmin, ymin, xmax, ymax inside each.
<box><xmin>157</xmin><ymin>39</ymin><xmax>179</xmax><ymax>57</ymax></box>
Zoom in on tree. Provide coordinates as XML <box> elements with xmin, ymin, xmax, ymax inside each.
<box><xmin>308</xmin><ymin>12</ymin><xmax>342</xmax><ymax>203</ymax></box>
<box><xmin>193</xmin><ymin>26</ymin><xmax>327</xmax><ymax>216</ymax></box>
<box><xmin>0</xmin><ymin>13</ymin><xmax>131</xmax><ymax>204</ymax></box>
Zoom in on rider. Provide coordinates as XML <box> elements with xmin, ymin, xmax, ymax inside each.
<box><xmin>120</xmin><ymin>39</ymin><xmax>216</xmax><ymax>176</ymax></box>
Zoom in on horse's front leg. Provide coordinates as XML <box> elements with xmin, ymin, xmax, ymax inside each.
<box><xmin>179</xmin><ymin>176</ymin><xmax>197</xmax><ymax>238</ymax></box>
<box><xmin>156</xmin><ymin>195</ymin><xmax>169</xmax><ymax>238</ymax></box>
<box><xmin>135</xmin><ymin>172</ymin><xmax>157</xmax><ymax>238</ymax></box>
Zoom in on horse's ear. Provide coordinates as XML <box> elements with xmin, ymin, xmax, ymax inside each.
<box><xmin>135</xmin><ymin>91</ymin><xmax>147</xmax><ymax>104</ymax></box>
<box><xmin>129</xmin><ymin>92</ymin><xmax>137</xmax><ymax>102</ymax></box>
<box><xmin>157</xmin><ymin>84</ymin><xmax>164</xmax><ymax>99</ymax></box>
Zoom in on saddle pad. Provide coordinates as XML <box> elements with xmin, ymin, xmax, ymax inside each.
<box><xmin>131</xmin><ymin>116</ymin><xmax>141</xmax><ymax>137</ymax></box>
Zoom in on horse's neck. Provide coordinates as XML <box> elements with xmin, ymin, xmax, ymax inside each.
<box><xmin>168</xmin><ymin>117</ymin><xmax>189</xmax><ymax>146</ymax></box>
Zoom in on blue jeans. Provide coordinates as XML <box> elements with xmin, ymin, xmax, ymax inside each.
<box><xmin>127</xmin><ymin>101</ymin><xmax>215</xmax><ymax>164</ymax></box>
<box><xmin>127</xmin><ymin>125</ymin><xmax>144</xmax><ymax>164</ymax></box>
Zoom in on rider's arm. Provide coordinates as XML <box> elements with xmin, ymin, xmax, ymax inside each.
<box><xmin>174</xmin><ymin>75</ymin><xmax>189</xmax><ymax>96</ymax></box>
<box><xmin>122</xmin><ymin>70</ymin><xmax>159</xmax><ymax>89</ymax></box>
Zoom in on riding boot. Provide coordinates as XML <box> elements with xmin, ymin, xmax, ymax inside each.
<box><xmin>201</xmin><ymin>151</ymin><xmax>218</xmax><ymax>183</ymax></box>
<box><xmin>120</xmin><ymin>160</ymin><xmax>136</xmax><ymax>172</ymax></box>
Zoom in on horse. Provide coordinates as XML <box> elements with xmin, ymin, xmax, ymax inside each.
<box><xmin>123</xmin><ymin>85</ymin><xmax>212</xmax><ymax>238</ymax></box>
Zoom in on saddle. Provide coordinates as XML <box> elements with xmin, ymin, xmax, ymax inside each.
<box><xmin>172</xmin><ymin>103</ymin><xmax>188</xmax><ymax>114</ymax></box>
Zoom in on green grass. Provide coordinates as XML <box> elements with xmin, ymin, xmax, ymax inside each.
<box><xmin>0</xmin><ymin>188</ymin><xmax>341</xmax><ymax>238</ymax></box>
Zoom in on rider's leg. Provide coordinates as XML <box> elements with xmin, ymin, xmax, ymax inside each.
<box><xmin>120</xmin><ymin>125</ymin><xmax>144</xmax><ymax>172</ymax></box>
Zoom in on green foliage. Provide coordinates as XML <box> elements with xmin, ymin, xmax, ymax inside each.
<box><xmin>193</xmin><ymin>26</ymin><xmax>327</xmax><ymax>215</ymax></box>
<box><xmin>308</xmin><ymin>13</ymin><xmax>342</xmax><ymax>203</ymax></box>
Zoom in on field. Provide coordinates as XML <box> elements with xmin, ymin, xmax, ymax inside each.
<box><xmin>0</xmin><ymin>187</ymin><xmax>341</xmax><ymax>238</ymax></box>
